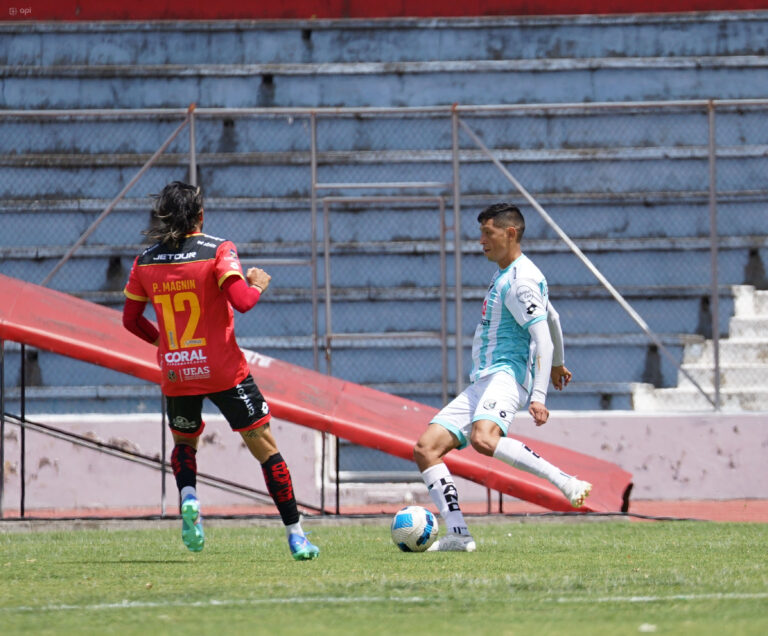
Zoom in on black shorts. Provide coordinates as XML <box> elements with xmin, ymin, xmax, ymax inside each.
<box><xmin>166</xmin><ymin>373</ymin><xmax>271</xmax><ymax>438</ymax></box>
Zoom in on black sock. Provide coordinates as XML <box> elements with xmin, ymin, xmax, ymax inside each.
<box><xmin>171</xmin><ymin>444</ymin><xmax>197</xmax><ymax>491</ymax></box>
<box><xmin>261</xmin><ymin>453</ymin><xmax>299</xmax><ymax>526</ymax></box>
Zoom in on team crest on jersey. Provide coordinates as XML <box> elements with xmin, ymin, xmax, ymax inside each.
<box><xmin>516</xmin><ymin>286</ymin><xmax>534</xmax><ymax>303</ymax></box>
<box><xmin>167</xmin><ymin>370</ymin><xmax>178</xmax><ymax>382</ymax></box>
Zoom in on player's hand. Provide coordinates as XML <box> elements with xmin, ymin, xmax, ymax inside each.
<box><xmin>246</xmin><ymin>267</ymin><xmax>271</xmax><ymax>293</ymax></box>
<box><xmin>551</xmin><ymin>365</ymin><xmax>572</xmax><ymax>391</ymax></box>
<box><xmin>529</xmin><ymin>401</ymin><xmax>549</xmax><ymax>426</ymax></box>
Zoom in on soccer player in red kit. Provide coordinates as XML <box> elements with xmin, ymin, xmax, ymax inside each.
<box><xmin>122</xmin><ymin>181</ymin><xmax>319</xmax><ymax>560</ymax></box>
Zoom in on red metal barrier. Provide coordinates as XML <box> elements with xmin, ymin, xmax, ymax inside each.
<box><xmin>0</xmin><ymin>273</ymin><xmax>633</xmax><ymax>512</ymax></box>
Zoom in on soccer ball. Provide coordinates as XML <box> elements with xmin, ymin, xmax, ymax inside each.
<box><xmin>390</xmin><ymin>506</ymin><xmax>438</xmax><ymax>552</ymax></box>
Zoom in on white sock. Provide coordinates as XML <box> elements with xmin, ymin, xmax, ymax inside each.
<box><xmin>285</xmin><ymin>521</ymin><xmax>304</xmax><ymax>538</ymax></box>
<box><xmin>180</xmin><ymin>486</ymin><xmax>197</xmax><ymax>501</ymax></box>
<box><xmin>421</xmin><ymin>463</ymin><xmax>470</xmax><ymax>536</ymax></box>
<box><xmin>493</xmin><ymin>437</ymin><xmax>571</xmax><ymax>490</ymax></box>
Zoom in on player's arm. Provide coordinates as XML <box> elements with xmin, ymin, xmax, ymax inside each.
<box><xmin>122</xmin><ymin>298</ymin><xmax>160</xmax><ymax>345</ymax></box>
<box><xmin>122</xmin><ymin>256</ymin><xmax>159</xmax><ymax>345</ymax></box>
<box><xmin>221</xmin><ymin>267</ymin><xmax>271</xmax><ymax>313</ymax></box>
<box><xmin>216</xmin><ymin>241</ymin><xmax>271</xmax><ymax>313</ymax></box>
<box><xmin>547</xmin><ymin>301</ymin><xmax>572</xmax><ymax>391</ymax></box>
<box><xmin>528</xmin><ymin>319</ymin><xmax>554</xmax><ymax>426</ymax></box>
<box><xmin>222</xmin><ymin>276</ymin><xmax>260</xmax><ymax>313</ymax></box>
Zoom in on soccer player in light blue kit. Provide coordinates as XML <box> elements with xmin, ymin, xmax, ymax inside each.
<box><xmin>413</xmin><ymin>203</ymin><xmax>592</xmax><ymax>551</ymax></box>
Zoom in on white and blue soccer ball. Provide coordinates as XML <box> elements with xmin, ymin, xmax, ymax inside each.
<box><xmin>391</xmin><ymin>506</ymin><xmax>438</xmax><ymax>552</ymax></box>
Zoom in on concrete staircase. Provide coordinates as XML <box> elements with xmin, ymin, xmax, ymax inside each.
<box><xmin>632</xmin><ymin>285</ymin><xmax>768</xmax><ymax>411</ymax></box>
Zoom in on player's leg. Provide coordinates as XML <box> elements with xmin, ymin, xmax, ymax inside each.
<box><xmin>239</xmin><ymin>424</ymin><xmax>319</xmax><ymax>560</ymax></box>
<box><xmin>167</xmin><ymin>394</ymin><xmax>205</xmax><ymax>552</ymax></box>
<box><xmin>211</xmin><ymin>374</ymin><xmax>319</xmax><ymax>560</ymax></box>
<box><xmin>413</xmin><ymin>388</ymin><xmax>477</xmax><ymax>552</ymax></box>
<box><xmin>471</xmin><ymin>374</ymin><xmax>592</xmax><ymax>508</ymax></box>
<box><xmin>495</xmin><ymin>433</ymin><xmax>592</xmax><ymax>507</ymax></box>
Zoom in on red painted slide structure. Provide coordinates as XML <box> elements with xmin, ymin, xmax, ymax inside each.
<box><xmin>0</xmin><ymin>273</ymin><xmax>632</xmax><ymax>513</ymax></box>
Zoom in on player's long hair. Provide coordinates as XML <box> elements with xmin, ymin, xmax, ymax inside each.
<box><xmin>144</xmin><ymin>181</ymin><xmax>203</xmax><ymax>247</ymax></box>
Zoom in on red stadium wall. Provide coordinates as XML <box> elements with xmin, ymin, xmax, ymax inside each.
<box><xmin>4</xmin><ymin>0</ymin><xmax>768</xmax><ymax>21</ymax></box>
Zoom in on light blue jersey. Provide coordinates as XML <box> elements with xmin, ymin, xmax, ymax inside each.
<box><xmin>470</xmin><ymin>253</ymin><xmax>549</xmax><ymax>390</ymax></box>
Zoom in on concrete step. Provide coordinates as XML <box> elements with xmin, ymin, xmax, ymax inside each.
<box><xmin>631</xmin><ymin>382</ymin><xmax>768</xmax><ymax>411</ymax></box>
<box><xmin>675</xmin><ymin>363</ymin><xmax>768</xmax><ymax>390</ymax></box>
<box><xmin>1</xmin><ymin>246</ymin><xmax>757</xmax><ymax>291</ymax></box>
<box><xmin>729</xmin><ymin>316</ymin><xmax>768</xmax><ymax>338</ymax></box>
<box><xmin>3</xmin><ymin>13</ymin><xmax>768</xmax><ymax>66</ymax></box>
<box><xmin>5</xmin><ymin>108</ymin><xmax>768</xmax><ymax>159</ymax></box>
<box><xmin>754</xmin><ymin>290</ymin><xmax>768</xmax><ymax>314</ymax></box>
<box><xmin>5</xmin><ymin>146</ymin><xmax>768</xmax><ymax>195</ymax></box>
<box><xmin>2</xmin><ymin>193</ymin><xmax>767</xmax><ymax>246</ymax></box>
<box><xmin>682</xmin><ymin>339</ymin><xmax>768</xmax><ymax>365</ymax></box>
<box><xmin>4</xmin><ymin>56</ymin><xmax>768</xmax><ymax>109</ymax></box>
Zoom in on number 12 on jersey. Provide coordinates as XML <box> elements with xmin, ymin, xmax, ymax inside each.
<box><xmin>153</xmin><ymin>292</ymin><xmax>207</xmax><ymax>350</ymax></box>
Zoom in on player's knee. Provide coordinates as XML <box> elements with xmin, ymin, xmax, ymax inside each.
<box><xmin>413</xmin><ymin>439</ymin><xmax>428</xmax><ymax>465</ymax></box>
<box><xmin>413</xmin><ymin>437</ymin><xmax>439</xmax><ymax>470</ymax></box>
<box><xmin>469</xmin><ymin>430</ymin><xmax>496</xmax><ymax>457</ymax></box>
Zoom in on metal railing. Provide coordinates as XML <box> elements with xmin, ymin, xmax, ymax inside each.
<box><xmin>3</xmin><ymin>99</ymin><xmax>768</xmax><ymax>517</ymax></box>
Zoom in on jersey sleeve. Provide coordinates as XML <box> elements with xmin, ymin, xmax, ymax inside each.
<box><xmin>547</xmin><ymin>300</ymin><xmax>565</xmax><ymax>367</ymax></box>
<box><xmin>123</xmin><ymin>255</ymin><xmax>149</xmax><ymax>301</ymax></box>
<box><xmin>122</xmin><ymin>297</ymin><xmax>159</xmax><ymax>344</ymax></box>
<box><xmin>214</xmin><ymin>241</ymin><xmax>246</xmax><ymax>288</ymax></box>
<box><xmin>223</xmin><ymin>276</ymin><xmax>262</xmax><ymax>313</ymax></box>
<box><xmin>504</xmin><ymin>279</ymin><xmax>548</xmax><ymax>329</ymax></box>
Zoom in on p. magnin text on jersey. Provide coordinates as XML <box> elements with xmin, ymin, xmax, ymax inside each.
<box><xmin>152</xmin><ymin>279</ymin><xmax>197</xmax><ymax>293</ymax></box>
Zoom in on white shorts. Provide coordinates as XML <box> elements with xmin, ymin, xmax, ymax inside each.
<box><xmin>430</xmin><ymin>371</ymin><xmax>529</xmax><ymax>449</ymax></box>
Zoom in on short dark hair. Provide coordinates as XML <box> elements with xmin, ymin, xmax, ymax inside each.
<box><xmin>477</xmin><ymin>203</ymin><xmax>525</xmax><ymax>240</ymax></box>
<box><xmin>144</xmin><ymin>181</ymin><xmax>203</xmax><ymax>247</ymax></box>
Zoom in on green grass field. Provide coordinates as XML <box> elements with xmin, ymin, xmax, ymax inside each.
<box><xmin>1</xmin><ymin>519</ymin><xmax>767</xmax><ymax>635</ymax></box>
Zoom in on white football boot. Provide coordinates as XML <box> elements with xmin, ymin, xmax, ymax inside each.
<box><xmin>561</xmin><ymin>477</ymin><xmax>593</xmax><ymax>508</ymax></box>
<box><xmin>427</xmin><ymin>532</ymin><xmax>477</xmax><ymax>552</ymax></box>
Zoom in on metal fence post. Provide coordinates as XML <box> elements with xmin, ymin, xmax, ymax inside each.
<box><xmin>20</xmin><ymin>344</ymin><xmax>26</xmax><ymax>517</ymax></box>
<box><xmin>708</xmin><ymin>100</ymin><xmax>722</xmax><ymax>410</ymax></box>
<box><xmin>0</xmin><ymin>340</ymin><xmax>5</xmax><ymax>518</ymax></box>
<box><xmin>310</xmin><ymin>112</ymin><xmax>320</xmax><ymax>374</ymax></box>
<box><xmin>161</xmin><ymin>396</ymin><xmax>168</xmax><ymax>517</ymax></box>
<box><xmin>188</xmin><ymin>103</ymin><xmax>197</xmax><ymax>187</ymax></box>
<box><xmin>451</xmin><ymin>107</ymin><xmax>464</xmax><ymax>394</ymax></box>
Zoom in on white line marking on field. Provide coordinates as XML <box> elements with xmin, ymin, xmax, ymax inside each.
<box><xmin>556</xmin><ymin>592</ymin><xmax>768</xmax><ymax>604</ymax></box>
<box><xmin>3</xmin><ymin>592</ymin><xmax>766</xmax><ymax>614</ymax></box>
<box><xmin>1</xmin><ymin>596</ymin><xmax>426</xmax><ymax>613</ymax></box>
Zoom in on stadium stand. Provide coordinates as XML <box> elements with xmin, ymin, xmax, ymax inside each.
<box><xmin>1</xmin><ymin>10</ymin><xmax>767</xmax><ymax>415</ymax></box>
<box><xmin>4</xmin><ymin>13</ymin><xmax>768</xmax><ymax>108</ymax></box>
